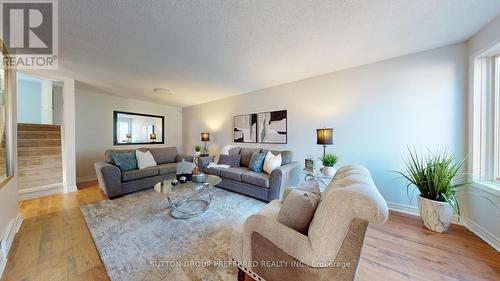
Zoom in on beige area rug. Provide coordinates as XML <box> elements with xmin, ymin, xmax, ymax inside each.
<box><xmin>80</xmin><ymin>187</ymin><xmax>265</xmax><ymax>281</ymax></box>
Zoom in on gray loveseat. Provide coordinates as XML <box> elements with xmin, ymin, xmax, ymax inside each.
<box><xmin>94</xmin><ymin>147</ymin><xmax>193</xmax><ymax>198</ymax></box>
<box><xmin>199</xmin><ymin>148</ymin><xmax>299</xmax><ymax>202</ymax></box>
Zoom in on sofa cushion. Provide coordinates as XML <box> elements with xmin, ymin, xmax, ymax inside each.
<box><xmin>277</xmin><ymin>189</ymin><xmax>321</xmax><ymax>234</ymax></box>
<box><xmin>149</xmin><ymin>147</ymin><xmax>178</xmax><ymax>164</ymax></box>
<box><xmin>157</xmin><ymin>163</ymin><xmax>177</xmax><ymax>175</ymax></box>
<box><xmin>105</xmin><ymin>148</ymin><xmax>146</xmax><ymax>164</ymax></box>
<box><xmin>249</xmin><ymin>152</ymin><xmax>266</xmax><ymax>173</ymax></box>
<box><xmin>111</xmin><ymin>152</ymin><xmax>138</xmax><ymax>171</ymax></box>
<box><xmin>122</xmin><ymin>166</ymin><xmax>158</xmax><ymax>182</ymax></box>
<box><xmin>220</xmin><ymin>167</ymin><xmax>249</xmax><ymax>181</ymax></box>
<box><xmin>240</xmin><ymin>148</ymin><xmax>260</xmax><ymax>167</ymax></box>
<box><xmin>218</xmin><ymin>154</ymin><xmax>241</xmax><ymax>167</ymax></box>
<box><xmin>203</xmin><ymin>166</ymin><xmax>224</xmax><ymax>176</ymax></box>
<box><xmin>260</xmin><ymin>150</ymin><xmax>292</xmax><ymax>166</ymax></box>
<box><xmin>242</xmin><ymin>170</ymin><xmax>270</xmax><ymax>188</ymax></box>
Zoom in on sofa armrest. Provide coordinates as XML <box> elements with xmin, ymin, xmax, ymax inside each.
<box><xmin>269</xmin><ymin>162</ymin><xmax>300</xmax><ymax>201</ymax></box>
<box><xmin>94</xmin><ymin>162</ymin><xmax>122</xmax><ymax>198</ymax></box>
<box><xmin>176</xmin><ymin>154</ymin><xmax>194</xmax><ymax>162</ymax></box>
<box><xmin>197</xmin><ymin>156</ymin><xmax>214</xmax><ymax>168</ymax></box>
<box><xmin>241</xmin><ymin>214</ymin><xmax>320</xmax><ymax>267</ymax></box>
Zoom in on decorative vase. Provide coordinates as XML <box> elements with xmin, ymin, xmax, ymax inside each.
<box><xmin>195</xmin><ymin>151</ymin><xmax>201</xmax><ymax>157</ymax></box>
<box><xmin>417</xmin><ymin>195</ymin><xmax>454</xmax><ymax>233</ymax></box>
<box><xmin>322</xmin><ymin>166</ymin><xmax>336</xmax><ymax>177</ymax></box>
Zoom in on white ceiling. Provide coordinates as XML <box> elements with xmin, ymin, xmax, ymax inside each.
<box><xmin>49</xmin><ymin>0</ymin><xmax>500</xmax><ymax>107</ymax></box>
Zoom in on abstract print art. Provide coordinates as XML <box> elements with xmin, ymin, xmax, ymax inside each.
<box><xmin>257</xmin><ymin>110</ymin><xmax>287</xmax><ymax>144</ymax></box>
<box><xmin>234</xmin><ymin>114</ymin><xmax>257</xmax><ymax>143</ymax></box>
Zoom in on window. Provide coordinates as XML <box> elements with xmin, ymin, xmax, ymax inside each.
<box><xmin>472</xmin><ymin>52</ymin><xmax>500</xmax><ymax>186</ymax></box>
<box><xmin>495</xmin><ymin>55</ymin><xmax>500</xmax><ymax>182</ymax></box>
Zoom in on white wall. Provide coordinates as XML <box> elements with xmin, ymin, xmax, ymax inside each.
<box><xmin>183</xmin><ymin>43</ymin><xmax>467</xmax><ymax>208</ymax></box>
<box><xmin>75</xmin><ymin>82</ymin><xmax>183</xmax><ymax>182</ymax></box>
<box><xmin>463</xmin><ymin>15</ymin><xmax>500</xmax><ymax>251</ymax></box>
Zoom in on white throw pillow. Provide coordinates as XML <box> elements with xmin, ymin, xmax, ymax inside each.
<box><xmin>263</xmin><ymin>151</ymin><xmax>282</xmax><ymax>174</ymax></box>
<box><xmin>215</xmin><ymin>144</ymin><xmax>237</xmax><ymax>164</ymax></box>
<box><xmin>136</xmin><ymin>150</ymin><xmax>157</xmax><ymax>169</ymax></box>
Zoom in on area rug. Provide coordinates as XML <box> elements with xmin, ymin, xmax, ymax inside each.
<box><xmin>80</xmin><ymin>187</ymin><xmax>266</xmax><ymax>281</ymax></box>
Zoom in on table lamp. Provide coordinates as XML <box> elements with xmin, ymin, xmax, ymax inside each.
<box><xmin>201</xmin><ymin>132</ymin><xmax>210</xmax><ymax>155</ymax></box>
<box><xmin>316</xmin><ymin>128</ymin><xmax>333</xmax><ymax>158</ymax></box>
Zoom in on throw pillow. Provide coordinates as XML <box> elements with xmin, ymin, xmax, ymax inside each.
<box><xmin>215</xmin><ymin>145</ymin><xmax>238</xmax><ymax>164</ymax></box>
<box><xmin>111</xmin><ymin>152</ymin><xmax>137</xmax><ymax>171</ymax></box>
<box><xmin>278</xmin><ymin>189</ymin><xmax>321</xmax><ymax>234</ymax></box>
<box><xmin>218</xmin><ymin>154</ymin><xmax>241</xmax><ymax>167</ymax></box>
<box><xmin>283</xmin><ymin>180</ymin><xmax>321</xmax><ymax>201</ymax></box>
<box><xmin>135</xmin><ymin>150</ymin><xmax>157</xmax><ymax>169</ymax></box>
<box><xmin>248</xmin><ymin>152</ymin><xmax>266</xmax><ymax>173</ymax></box>
<box><xmin>263</xmin><ymin>151</ymin><xmax>282</xmax><ymax>174</ymax></box>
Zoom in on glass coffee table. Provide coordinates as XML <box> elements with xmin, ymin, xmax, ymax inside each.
<box><xmin>154</xmin><ymin>174</ymin><xmax>221</xmax><ymax>219</ymax></box>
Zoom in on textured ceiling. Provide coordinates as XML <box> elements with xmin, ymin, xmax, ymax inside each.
<box><xmin>49</xmin><ymin>0</ymin><xmax>500</xmax><ymax>107</ymax></box>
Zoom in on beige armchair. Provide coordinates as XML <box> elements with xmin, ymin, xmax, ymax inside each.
<box><xmin>230</xmin><ymin>165</ymin><xmax>389</xmax><ymax>281</ymax></box>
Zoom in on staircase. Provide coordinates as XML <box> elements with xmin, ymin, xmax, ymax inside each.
<box><xmin>17</xmin><ymin>123</ymin><xmax>63</xmax><ymax>198</ymax></box>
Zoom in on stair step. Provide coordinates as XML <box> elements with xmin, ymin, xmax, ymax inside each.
<box><xmin>18</xmin><ymin>139</ymin><xmax>62</xmax><ymax>147</ymax></box>
<box><xmin>17</xmin><ymin>123</ymin><xmax>61</xmax><ymax>132</ymax></box>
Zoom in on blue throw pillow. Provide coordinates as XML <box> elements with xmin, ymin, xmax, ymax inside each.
<box><xmin>112</xmin><ymin>152</ymin><xmax>138</xmax><ymax>171</ymax></box>
<box><xmin>249</xmin><ymin>152</ymin><xmax>266</xmax><ymax>173</ymax></box>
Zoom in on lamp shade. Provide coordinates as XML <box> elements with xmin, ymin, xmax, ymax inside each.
<box><xmin>201</xmin><ymin>132</ymin><xmax>210</xmax><ymax>142</ymax></box>
<box><xmin>316</xmin><ymin>128</ymin><xmax>333</xmax><ymax>145</ymax></box>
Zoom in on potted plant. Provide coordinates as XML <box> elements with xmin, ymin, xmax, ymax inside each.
<box><xmin>320</xmin><ymin>153</ymin><xmax>339</xmax><ymax>177</ymax></box>
<box><xmin>194</xmin><ymin>144</ymin><xmax>202</xmax><ymax>156</ymax></box>
<box><xmin>397</xmin><ymin>149</ymin><xmax>466</xmax><ymax>233</ymax></box>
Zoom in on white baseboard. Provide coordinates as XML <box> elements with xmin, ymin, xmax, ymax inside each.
<box><xmin>18</xmin><ymin>183</ymin><xmax>64</xmax><ymax>200</ymax></box>
<box><xmin>77</xmin><ymin>175</ymin><xmax>96</xmax><ymax>183</ymax></box>
<box><xmin>0</xmin><ymin>214</ymin><xmax>23</xmax><ymax>278</ymax></box>
<box><xmin>463</xmin><ymin>217</ymin><xmax>500</xmax><ymax>252</ymax></box>
<box><xmin>64</xmin><ymin>184</ymin><xmax>78</xmax><ymax>193</ymax></box>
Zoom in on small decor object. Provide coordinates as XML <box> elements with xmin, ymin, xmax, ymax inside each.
<box><xmin>125</xmin><ymin>133</ymin><xmax>132</xmax><ymax>143</ymax></box>
<box><xmin>316</xmin><ymin>128</ymin><xmax>333</xmax><ymax>158</ymax></box>
<box><xmin>171</xmin><ymin>179</ymin><xmax>179</xmax><ymax>186</ymax></box>
<box><xmin>194</xmin><ymin>144</ymin><xmax>202</xmax><ymax>156</ymax></box>
<box><xmin>176</xmin><ymin>160</ymin><xmax>195</xmax><ymax>181</ymax></box>
<box><xmin>179</xmin><ymin>176</ymin><xmax>187</xmax><ymax>184</ymax></box>
<box><xmin>320</xmin><ymin>153</ymin><xmax>339</xmax><ymax>177</ymax></box>
<box><xmin>263</xmin><ymin>151</ymin><xmax>282</xmax><ymax>174</ymax></box>
<box><xmin>135</xmin><ymin>150</ymin><xmax>157</xmax><ymax>169</ymax></box>
<box><xmin>192</xmin><ymin>173</ymin><xmax>207</xmax><ymax>183</ymax></box>
<box><xmin>304</xmin><ymin>155</ymin><xmax>315</xmax><ymax>172</ymax></box>
<box><xmin>396</xmin><ymin>149</ymin><xmax>465</xmax><ymax>233</ymax></box>
<box><xmin>249</xmin><ymin>152</ymin><xmax>266</xmax><ymax>173</ymax></box>
<box><xmin>257</xmin><ymin>110</ymin><xmax>287</xmax><ymax>144</ymax></box>
<box><xmin>234</xmin><ymin>114</ymin><xmax>257</xmax><ymax>143</ymax></box>
<box><xmin>201</xmin><ymin>132</ymin><xmax>210</xmax><ymax>154</ymax></box>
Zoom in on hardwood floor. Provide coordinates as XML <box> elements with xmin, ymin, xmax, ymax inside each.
<box><xmin>2</xmin><ymin>181</ymin><xmax>499</xmax><ymax>281</ymax></box>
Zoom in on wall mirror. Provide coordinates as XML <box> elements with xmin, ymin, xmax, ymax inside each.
<box><xmin>113</xmin><ymin>111</ymin><xmax>165</xmax><ymax>145</ymax></box>
<box><xmin>0</xmin><ymin>42</ymin><xmax>14</xmax><ymax>187</ymax></box>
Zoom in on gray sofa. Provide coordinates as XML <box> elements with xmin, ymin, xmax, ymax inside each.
<box><xmin>199</xmin><ymin>148</ymin><xmax>299</xmax><ymax>202</ymax></box>
<box><xmin>94</xmin><ymin>147</ymin><xmax>193</xmax><ymax>198</ymax></box>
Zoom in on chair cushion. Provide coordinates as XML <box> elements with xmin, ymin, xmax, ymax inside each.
<box><xmin>157</xmin><ymin>163</ymin><xmax>177</xmax><ymax>175</ymax></box>
<box><xmin>240</xmin><ymin>148</ymin><xmax>260</xmax><ymax>167</ymax></box>
<box><xmin>220</xmin><ymin>167</ymin><xmax>249</xmax><ymax>181</ymax></box>
<box><xmin>111</xmin><ymin>151</ymin><xmax>137</xmax><ymax>171</ymax></box>
<box><xmin>149</xmin><ymin>147</ymin><xmax>178</xmax><ymax>164</ymax></box>
<box><xmin>242</xmin><ymin>170</ymin><xmax>270</xmax><ymax>188</ymax></box>
<box><xmin>277</xmin><ymin>189</ymin><xmax>321</xmax><ymax>234</ymax></box>
<box><xmin>258</xmin><ymin>200</ymin><xmax>282</xmax><ymax>221</ymax></box>
<box><xmin>122</xmin><ymin>166</ymin><xmax>158</xmax><ymax>181</ymax></box>
<box><xmin>249</xmin><ymin>152</ymin><xmax>266</xmax><ymax>173</ymax></box>
<box><xmin>218</xmin><ymin>154</ymin><xmax>241</xmax><ymax>167</ymax></box>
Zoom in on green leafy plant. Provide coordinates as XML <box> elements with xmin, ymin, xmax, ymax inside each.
<box><xmin>194</xmin><ymin>144</ymin><xmax>202</xmax><ymax>152</ymax></box>
<box><xmin>396</xmin><ymin>148</ymin><xmax>466</xmax><ymax>217</ymax></box>
<box><xmin>321</xmin><ymin>153</ymin><xmax>339</xmax><ymax>167</ymax></box>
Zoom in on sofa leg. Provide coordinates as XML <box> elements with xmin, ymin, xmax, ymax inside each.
<box><xmin>109</xmin><ymin>194</ymin><xmax>123</xmax><ymax>200</ymax></box>
<box><xmin>237</xmin><ymin>269</ymin><xmax>246</xmax><ymax>281</ymax></box>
